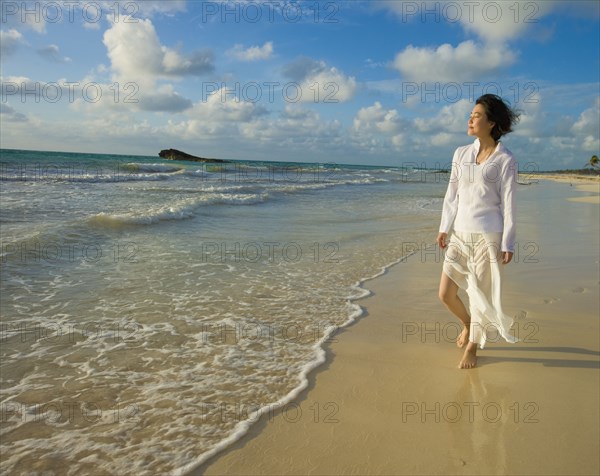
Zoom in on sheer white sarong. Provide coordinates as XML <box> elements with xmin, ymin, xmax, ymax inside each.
<box><xmin>443</xmin><ymin>231</ymin><xmax>519</xmax><ymax>349</ymax></box>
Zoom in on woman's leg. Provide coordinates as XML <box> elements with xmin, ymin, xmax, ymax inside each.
<box><xmin>438</xmin><ymin>271</ymin><xmax>478</xmax><ymax>368</ymax></box>
<box><xmin>438</xmin><ymin>271</ymin><xmax>470</xmax><ymax>347</ymax></box>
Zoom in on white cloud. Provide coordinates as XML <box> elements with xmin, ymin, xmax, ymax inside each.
<box><xmin>353</xmin><ymin>102</ymin><xmax>404</xmax><ymax>134</ymax></box>
<box><xmin>102</xmin><ymin>18</ymin><xmax>214</xmax><ymax>89</ymax></box>
<box><xmin>0</xmin><ymin>76</ymin><xmax>42</xmax><ymax>102</ymax></box>
<box><xmin>391</xmin><ymin>134</ymin><xmax>406</xmax><ymax>147</ymax></box>
<box><xmin>239</xmin><ymin>105</ymin><xmax>343</xmax><ymax>148</ymax></box>
<box><xmin>513</xmin><ymin>90</ymin><xmax>598</xmax><ymax>150</ymax></box>
<box><xmin>456</xmin><ymin>1</ymin><xmax>556</xmax><ymax>44</ymax></box>
<box><xmin>161</xmin><ymin>88</ymin><xmax>269</xmax><ymax>139</ymax></box>
<box><xmin>193</xmin><ymin>88</ymin><xmax>268</xmax><ymax>122</ymax></box>
<box><xmin>101</xmin><ymin>17</ymin><xmax>212</xmax><ymax>112</ymax></box>
<box><xmin>158</xmin><ymin>103</ymin><xmax>344</xmax><ymax>160</ymax></box>
<box><xmin>37</xmin><ymin>44</ymin><xmax>71</xmax><ymax>63</ymax></box>
<box><xmin>0</xmin><ymin>74</ymin><xmax>191</xmax><ymax>116</ymax></box>
<box><xmin>393</xmin><ymin>40</ymin><xmax>516</xmax><ymax>82</ymax></box>
<box><xmin>571</xmin><ymin>98</ymin><xmax>600</xmax><ymax>153</ymax></box>
<box><xmin>0</xmin><ymin>29</ymin><xmax>24</xmax><ymax>56</ymax></box>
<box><xmin>582</xmin><ymin>135</ymin><xmax>600</xmax><ymax>152</ymax></box>
<box><xmin>431</xmin><ymin>132</ymin><xmax>456</xmax><ymax>147</ymax></box>
<box><xmin>137</xmin><ymin>86</ymin><xmax>192</xmax><ymax>113</ymax></box>
<box><xmin>282</xmin><ymin>57</ymin><xmax>357</xmax><ymax>103</ymax></box>
<box><xmin>282</xmin><ymin>56</ymin><xmax>322</xmax><ymax>82</ymax></box>
<box><xmin>378</xmin><ymin>1</ymin><xmax>556</xmax><ymax>44</ymax></box>
<box><xmin>83</xmin><ymin>20</ymin><xmax>101</xmax><ymax>31</ymax></box>
<box><xmin>571</xmin><ymin>99</ymin><xmax>600</xmax><ymax>137</ymax></box>
<box><xmin>352</xmin><ymin>102</ymin><xmax>409</xmax><ymax>152</ymax></box>
<box><xmin>0</xmin><ymin>103</ymin><xmax>28</xmax><ymax>122</ymax></box>
<box><xmin>512</xmin><ymin>88</ymin><xmax>548</xmax><ymax>137</ymax></box>
<box><xmin>352</xmin><ymin>100</ymin><xmax>472</xmax><ymax>153</ymax></box>
<box><xmin>414</xmin><ymin>99</ymin><xmax>473</xmax><ymax>134</ymax></box>
<box><xmin>299</xmin><ymin>67</ymin><xmax>357</xmax><ymax>103</ymax></box>
<box><xmin>227</xmin><ymin>42</ymin><xmax>274</xmax><ymax>61</ymax></box>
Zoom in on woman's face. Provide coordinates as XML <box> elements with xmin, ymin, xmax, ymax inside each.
<box><xmin>468</xmin><ymin>104</ymin><xmax>495</xmax><ymax>139</ymax></box>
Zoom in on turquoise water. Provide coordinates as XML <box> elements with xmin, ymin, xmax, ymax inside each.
<box><xmin>0</xmin><ymin>148</ymin><xmax>446</xmax><ymax>475</ymax></box>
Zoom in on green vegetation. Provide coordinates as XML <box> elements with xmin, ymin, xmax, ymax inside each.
<box><xmin>584</xmin><ymin>155</ymin><xmax>599</xmax><ymax>169</ymax></box>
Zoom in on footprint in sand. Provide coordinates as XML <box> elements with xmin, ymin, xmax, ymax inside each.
<box><xmin>571</xmin><ymin>287</ymin><xmax>587</xmax><ymax>293</ymax></box>
<box><xmin>543</xmin><ymin>297</ymin><xmax>560</xmax><ymax>304</ymax></box>
<box><xmin>514</xmin><ymin>310</ymin><xmax>528</xmax><ymax>319</ymax></box>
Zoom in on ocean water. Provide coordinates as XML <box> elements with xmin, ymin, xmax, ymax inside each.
<box><xmin>0</xmin><ymin>148</ymin><xmax>447</xmax><ymax>475</ymax></box>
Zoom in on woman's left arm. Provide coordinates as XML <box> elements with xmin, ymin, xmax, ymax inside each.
<box><xmin>500</xmin><ymin>156</ymin><xmax>517</xmax><ymax>262</ymax></box>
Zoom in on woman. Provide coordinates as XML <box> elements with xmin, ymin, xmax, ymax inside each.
<box><xmin>437</xmin><ymin>94</ymin><xmax>520</xmax><ymax>369</ymax></box>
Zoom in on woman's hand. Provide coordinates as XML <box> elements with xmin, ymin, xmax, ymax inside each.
<box><xmin>502</xmin><ymin>251</ymin><xmax>513</xmax><ymax>264</ymax></box>
<box><xmin>437</xmin><ymin>232</ymin><xmax>448</xmax><ymax>249</ymax></box>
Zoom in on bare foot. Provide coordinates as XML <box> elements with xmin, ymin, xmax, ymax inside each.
<box><xmin>458</xmin><ymin>342</ymin><xmax>478</xmax><ymax>369</ymax></box>
<box><xmin>457</xmin><ymin>326</ymin><xmax>469</xmax><ymax>348</ymax></box>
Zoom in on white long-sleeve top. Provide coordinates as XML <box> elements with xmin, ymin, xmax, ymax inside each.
<box><xmin>439</xmin><ymin>139</ymin><xmax>517</xmax><ymax>252</ymax></box>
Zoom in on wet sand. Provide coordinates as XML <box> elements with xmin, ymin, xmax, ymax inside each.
<box><xmin>192</xmin><ymin>179</ymin><xmax>600</xmax><ymax>476</ymax></box>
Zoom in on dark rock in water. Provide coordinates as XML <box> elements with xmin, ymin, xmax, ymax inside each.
<box><xmin>159</xmin><ymin>149</ymin><xmax>229</xmax><ymax>163</ymax></box>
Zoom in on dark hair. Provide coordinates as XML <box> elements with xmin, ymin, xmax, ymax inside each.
<box><xmin>475</xmin><ymin>94</ymin><xmax>520</xmax><ymax>141</ymax></box>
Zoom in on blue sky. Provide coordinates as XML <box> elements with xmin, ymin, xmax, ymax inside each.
<box><xmin>1</xmin><ymin>0</ymin><xmax>599</xmax><ymax>169</ymax></box>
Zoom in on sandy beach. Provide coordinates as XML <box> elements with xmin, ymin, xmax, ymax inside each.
<box><xmin>194</xmin><ymin>178</ymin><xmax>600</xmax><ymax>475</ymax></box>
<box><xmin>2</xmin><ymin>1</ymin><xmax>598</xmax><ymax>473</ymax></box>
<box><xmin>527</xmin><ymin>173</ymin><xmax>600</xmax><ymax>204</ymax></box>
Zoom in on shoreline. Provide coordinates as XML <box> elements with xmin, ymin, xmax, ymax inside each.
<box><xmin>528</xmin><ymin>174</ymin><xmax>599</xmax><ymax>205</ymax></box>
<box><xmin>525</xmin><ymin>172</ymin><xmax>600</xmax><ymax>184</ymax></box>
<box><xmin>528</xmin><ymin>172</ymin><xmax>599</xmax><ymax>179</ymax></box>
<box><xmin>176</xmin><ymin>251</ymin><xmax>420</xmax><ymax>476</ymax></box>
<box><xmin>193</xmin><ymin>179</ymin><xmax>600</xmax><ymax>476</ymax></box>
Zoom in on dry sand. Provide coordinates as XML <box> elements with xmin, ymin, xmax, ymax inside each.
<box><xmin>526</xmin><ymin>172</ymin><xmax>599</xmax><ymax>184</ymax></box>
<box><xmin>192</xmin><ymin>179</ymin><xmax>600</xmax><ymax>476</ymax></box>
<box><xmin>568</xmin><ymin>182</ymin><xmax>600</xmax><ymax>205</ymax></box>
<box><xmin>526</xmin><ymin>173</ymin><xmax>600</xmax><ymax>205</ymax></box>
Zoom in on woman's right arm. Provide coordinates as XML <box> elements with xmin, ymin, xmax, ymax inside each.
<box><xmin>436</xmin><ymin>232</ymin><xmax>448</xmax><ymax>249</ymax></box>
<box><xmin>438</xmin><ymin>148</ymin><xmax>461</xmax><ymax>244</ymax></box>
